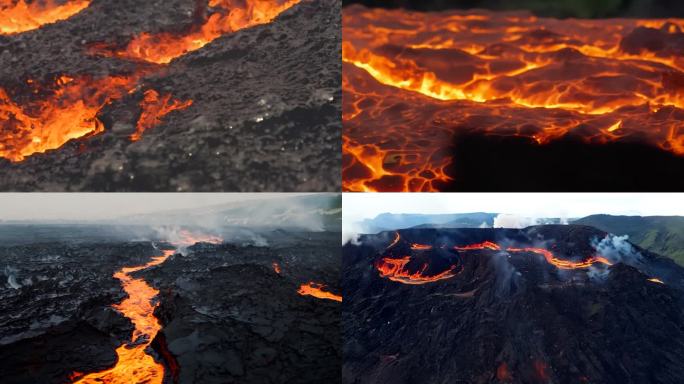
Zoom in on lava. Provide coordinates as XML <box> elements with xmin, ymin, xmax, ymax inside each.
<box><xmin>72</xmin><ymin>249</ymin><xmax>175</xmax><ymax>384</ymax></box>
<box><xmin>454</xmin><ymin>241</ymin><xmax>612</xmax><ymax>270</ymax></box>
<box><xmin>497</xmin><ymin>362</ymin><xmax>512</xmax><ymax>381</ymax></box>
<box><xmin>91</xmin><ymin>0</ymin><xmax>302</xmax><ymax>64</ymax></box>
<box><xmin>410</xmin><ymin>243</ymin><xmax>433</xmax><ymax>250</ymax></box>
<box><xmin>648</xmin><ymin>277</ymin><xmax>665</xmax><ymax>284</ymax></box>
<box><xmin>375</xmin><ymin>256</ymin><xmax>459</xmax><ymax>285</ymax></box>
<box><xmin>0</xmin><ymin>75</ymin><xmax>138</xmax><ymax>162</ymax></box>
<box><xmin>272</xmin><ymin>262</ymin><xmax>281</xmax><ymax>274</ymax></box>
<box><xmin>342</xmin><ymin>6</ymin><xmax>684</xmax><ymax>191</ymax></box>
<box><xmin>297</xmin><ymin>282</ymin><xmax>342</xmax><ymax>302</ymax></box>
<box><xmin>0</xmin><ymin>0</ymin><xmax>91</xmax><ymax>34</ymax></box>
<box><xmin>131</xmin><ymin>89</ymin><xmax>193</xmax><ymax>142</ymax></box>
<box><xmin>176</xmin><ymin>229</ymin><xmax>223</xmax><ymax>247</ymax></box>
<box><xmin>386</xmin><ymin>231</ymin><xmax>401</xmax><ymax>250</ymax></box>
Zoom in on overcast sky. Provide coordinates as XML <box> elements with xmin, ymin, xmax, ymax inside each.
<box><xmin>343</xmin><ymin>193</ymin><xmax>684</xmax><ymax>222</ymax></box>
<box><xmin>0</xmin><ymin>193</ymin><xmax>309</xmax><ymax>221</ymax></box>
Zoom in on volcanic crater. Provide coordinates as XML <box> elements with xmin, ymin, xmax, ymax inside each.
<box><xmin>343</xmin><ymin>225</ymin><xmax>684</xmax><ymax>383</ymax></box>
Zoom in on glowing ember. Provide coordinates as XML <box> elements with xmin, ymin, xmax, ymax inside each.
<box><xmin>0</xmin><ymin>0</ymin><xmax>91</xmax><ymax>34</ymax></box>
<box><xmin>0</xmin><ymin>75</ymin><xmax>139</xmax><ymax>162</ymax></box>
<box><xmin>496</xmin><ymin>362</ymin><xmax>512</xmax><ymax>381</ymax></box>
<box><xmin>375</xmin><ymin>256</ymin><xmax>459</xmax><ymax>285</ymax></box>
<box><xmin>648</xmin><ymin>277</ymin><xmax>665</xmax><ymax>284</ymax></box>
<box><xmin>72</xmin><ymin>249</ymin><xmax>174</xmax><ymax>384</ymax></box>
<box><xmin>91</xmin><ymin>0</ymin><xmax>301</xmax><ymax>64</ymax></box>
<box><xmin>177</xmin><ymin>229</ymin><xmax>223</xmax><ymax>247</ymax></box>
<box><xmin>455</xmin><ymin>241</ymin><xmax>612</xmax><ymax>270</ymax></box>
<box><xmin>410</xmin><ymin>243</ymin><xmax>433</xmax><ymax>250</ymax></box>
<box><xmin>272</xmin><ymin>262</ymin><xmax>281</xmax><ymax>274</ymax></box>
<box><xmin>297</xmin><ymin>282</ymin><xmax>342</xmax><ymax>302</ymax></box>
<box><xmin>343</xmin><ymin>6</ymin><xmax>684</xmax><ymax>191</ymax></box>
<box><xmin>131</xmin><ymin>89</ymin><xmax>193</xmax><ymax>142</ymax></box>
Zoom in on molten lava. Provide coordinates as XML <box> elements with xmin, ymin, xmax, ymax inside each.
<box><xmin>455</xmin><ymin>241</ymin><xmax>612</xmax><ymax>270</ymax></box>
<box><xmin>0</xmin><ymin>0</ymin><xmax>91</xmax><ymax>34</ymax></box>
<box><xmin>72</xmin><ymin>249</ymin><xmax>174</xmax><ymax>384</ymax></box>
<box><xmin>410</xmin><ymin>243</ymin><xmax>433</xmax><ymax>250</ymax></box>
<box><xmin>648</xmin><ymin>277</ymin><xmax>665</xmax><ymax>284</ymax></box>
<box><xmin>272</xmin><ymin>262</ymin><xmax>281</xmax><ymax>274</ymax></box>
<box><xmin>375</xmin><ymin>256</ymin><xmax>459</xmax><ymax>285</ymax></box>
<box><xmin>0</xmin><ymin>75</ymin><xmax>138</xmax><ymax>162</ymax></box>
<box><xmin>176</xmin><ymin>229</ymin><xmax>223</xmax><ymax>247</ymax></box>
<box><xmin>91</xmin><ymin>0</ymin><xmax>301</xmax><ymax>64</ymax></box>
<box><xmin>131</xmin><ymin>90</ymin><xmax>193</xmax><ymax>142</ymax></box>
<box><xmin>342</xmin><ymin>6</ymin><xmax>684</xmax><ymax>191</ymax></box>
<box><xmin>297</xmin><ymin>282</ymin><xmax>342</xmax><ymax>302</ymax></box>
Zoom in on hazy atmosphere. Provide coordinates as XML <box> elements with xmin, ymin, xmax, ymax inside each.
<box><xmin>0</xmin><ymin>193</ymin><xmax>310</xmax><ymax>221</ymax></box>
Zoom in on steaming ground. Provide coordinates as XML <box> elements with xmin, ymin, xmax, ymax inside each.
<box><xmin>0</xmin><ymin>230</ymin><xmax>341</xmax><ymax>384</ymax></box>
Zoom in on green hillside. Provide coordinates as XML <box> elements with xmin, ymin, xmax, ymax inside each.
<box><xmin>574</xmin><ymin>215</ymin><xmax>684</xmax><ymax>265</ymax></box>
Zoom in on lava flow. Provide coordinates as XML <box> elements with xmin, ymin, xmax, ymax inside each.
<box><xmin>297</xmin><ymin>282</ymin><xmax>342</xmax><ymax>302</ymax></box>
<box><xmin>71</xmin><ymin>249</ymin><xmax>175</xmax><ymax>384</ymax></box>
<box><xmin>375</xmin><ymin>256</ymin><xmax>460</xmax><ymax>285</ymax></box>
<box><xmin>91</xmin><ymin>0</ymin><xmax>301</xmax><ymax>64</ymax></box>
<box><xmin>0</xmin><ymin>0</ymin><xmax>91</xmax><ymax>34</ymax></box>
<box><xmin>176</xmin><ymin>229</ymin><xmax>223</xmax><ymax>247</ymax></box>
<box><xmin>0</xmin><ymin>73</ymin><xmax>192</xmax><ymax>162</ymax></box>
<box><xmin>454</xmin><ymin>241</ymin><xmax>612</xmax><ymax>270</ymax></box>
<box><xmin>343</xmin><ymin>6</ymin><xmax>684</xmax><ymax>191</ymax></box>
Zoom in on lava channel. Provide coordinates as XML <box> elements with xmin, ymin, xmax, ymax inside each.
<box><xmin>298</xmin><ymin>282</ymin><xmax>342</xmax><ymax>302</ymax></box>
<box><xmin>342</xmin><ymin>6</ymin><xmax>684</xmax><ymax>191</ymax></box>
<box><xmin>0</xmin><ymin>0</ymin><xmax>91</xmax><ymax>34</ymax></box>
<box><xmin>375</xmin><ymin>256</ymin><xmax>460</xmax><ymax>285</ymax></box>
<box><xmin>0</xmin><ymin>74</ymin><xmax>192</xmax><ymax>162</ymax></box>
<box><xmin>71</xmin><ymin>249</ymin><xmax>175</xmax><ymax>384</ymax></box>
<box><xmin>454</xmin><ymin>241</ymin><xmax>612</xmax><ymax>270</ymax></box>
<box><xmin>89</xmin><ymin>0</ymin><xmax>302</xmax><ymax>64</ymax></box>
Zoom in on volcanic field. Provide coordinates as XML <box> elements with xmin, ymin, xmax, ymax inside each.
<box><xmin>342</xmin><ymin>5</ymin><xmax>684</xmax><ymax>191</ymax></box>
<box><xmin>0</xmin><ymin>0</ymin><xmax>341</xmax><ymax>191</ymax></box>
<box><xmin>0</xmin><ymin>228</ymin><xmax>341</xmax><ymax>384</ymax></box>
<box><xmin>343</xmin><ymin>225</ymin><xmax>684</xmax><ymax>384</ymax></box>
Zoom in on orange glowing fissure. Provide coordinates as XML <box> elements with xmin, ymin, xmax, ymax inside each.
<box><xmin>91</xmin><ymin>0</ymin><xmax>302</xmax><ymax>64</ymax></box>
<box><xmin>0</xmin><ymin>0</ymin><xmax>91</xmax><ymax>35</ymax></box>
<box><xmin>71</xmin><ymin>249</ymin><xmax>175</xmax><ymax>384</ymax></box>
<box><xmin>342</xmin><ymin>6</ymin><xmax>684</xmax><ymax>191</ymax></box>
<box><xmin>0</xmin><ymin>0</ymin><xmax>300</xmax><ymax>162</ymax></box>
<box><xmin>297</xmin><ymin>282</ymin><xmax>343</xmax><ymax>302</ymax></box>
<box><xmin>375</xmin><ymin>256</ymin><xmax>459</xmax><ymax>284</ymax></box>
<box><xmin>454</xmin><ymin>241</ymin><xmax>612</xmax><ymax>270</ymax></box>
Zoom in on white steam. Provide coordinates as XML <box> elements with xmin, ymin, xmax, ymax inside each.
<box><xmin>591</xmin><ymin>234</ymin><xmax>641</xmax><ymax>264</ymax></box>
<box><xmin>493</xmin><ymin>214</ymin><xmax>543</xmax><ymax>228</ymax></box>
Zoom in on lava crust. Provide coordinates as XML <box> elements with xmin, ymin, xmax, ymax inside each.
<box><xmin>343</xmin><ymin>225</ymin><xmax>684</xmax><ymax>384</ymax></box>
<box><xmin>342</xmin><ymin>5</ymin><xmax>684</xmax><ymax>191</ymax></box>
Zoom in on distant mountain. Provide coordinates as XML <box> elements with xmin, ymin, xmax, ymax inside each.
<box><xmin>574</xmin><ymin>215</ymin><xmax>684</xmax><ymax>265</ymax></box>
<box><xmin>359</xmin><ymin>213</ymin><xmax>497</xmax><ymax>233</ymax></box>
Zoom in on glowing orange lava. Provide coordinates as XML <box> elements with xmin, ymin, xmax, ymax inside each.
<box><xmin>648</xmin><ymin>277</ymin><xmax>665</xmax><ymax>284</ymax></box>
<box><xmin>72</xmin><ymin>249</ymin><xmax>174</xmax><ymax>384</ymax></box>
<box><xmin>375</xmin><ymin>256</ymin><xmax>459</xmax><ymax>285</ymax></box>
<box><xmin>410</xmin><ymin>243</ymin><xmax>433</xmax><ymax>250</ymax></box>
<box><xmin>0</xmin><ymin>75</ymin><xmax>138</xmax><ymax>162</ymax></box>
<box><xmin>297</xmin><ymin>282</ymin><xmax>342</xmax><ymax>302</ymax></box>
<box><xmin>91</xmin><ymin>0</ymin><xmax>301</xmax><ymax>64</ymax></box>
<box><xmin>343</xmin><ymin>6</ymin><xmax>684</xmax><ymax>191</ymax></box>
<box><xmin>177</xmin><ymin>229</ymin><xmax>223</xmax><ymax>247</ymax></box>
<box><xmin>0</xmin><ymin>0</ymin><xmax>91</xmax><ymax>34</ymax></box>
<box><xmin>454</xmin><ymin>241</ymin><xmax>612</xmax><ymax>270</ymax></box>
<box><xmin>131</xmin><ymin>89</ymin><xmax>193</xmax><ymax>142</ymax></box>
<box><xmin>272</xmin><ymin>262</ymin><xmax>281</xmax><ymax>274</ymax></box>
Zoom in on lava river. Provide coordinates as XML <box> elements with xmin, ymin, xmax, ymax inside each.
<box><xmin>71</xmin><ymin>249</ymin><xmax>175</xmax><ymax>384</ymax></box>
<box><xmin>343</xmin><ymin>5</ymin><xmax>684</xmax><ymax>191</ymax></box>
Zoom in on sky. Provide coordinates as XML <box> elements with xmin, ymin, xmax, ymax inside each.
<box><xmin>0</xmin><ymin>193</ymin><xmax>309</xmax><ymax>221</ymax></box>
<box><xmin>343</xmin><ymin>193</ymin><xmax>684</xmax><ymax>222</ymax></box>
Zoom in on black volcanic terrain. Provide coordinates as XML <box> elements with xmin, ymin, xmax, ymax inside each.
<box><xmin>0</xmin><ymin>229</ymin><xmax>340</xmax><ymax>384</ymax></box>
<box><xmin>343</xmin><ymin>225</ymin><xmax>684</xmax><ymax>384</ymax></box>
<box><xmin>0</xmin><ymin>0</ymin><xmax>340</xmax><ymax>191</ymax></box>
